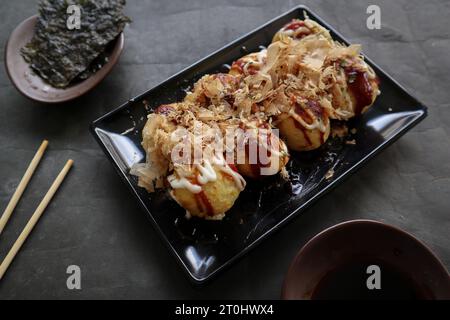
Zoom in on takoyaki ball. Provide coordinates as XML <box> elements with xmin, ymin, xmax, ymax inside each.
<box><xmin>142</xmin><ymin>103</ymin><xmax>177</xmax><ymax>158</ymax></box>
<box><xmin>184</xmin><ymin>73</ymin><xmax>239</xmax><ymax>106</ymax></box>
<box><xmin>168</xmin><ymin>164</ymin><xmax>245</xmax><ymax>219</ymax></box>
<box><xmin>324</xmin><ymin>56</ymin><xmax>380</xmax><ymax>120</ymax></box>
<box><xmin>229</xmin><ymin>51</ymin><xmax>266</xmax><ymax>76</ymax></box>
<box><xmin>272</xmin><ymin>19</ymin><xmax>331</xmax><ymax>43</ymax></box>
<box><xmin>143</xmin><ymin>103</ymin><xmax>179</xmax><ymax>153</ymax></box>
<box><xmin>276</xmin><ymin>100</ymin><xmax>330</xmax><ymax>152</ymax></box>
<box><xmin>137</xmin><ymin>106</ymin><xmax>179</xmax><ymax>192</ymax></box>
<box><xmin>345</xmin><ymin>61</ymin><xmax>379</xmax><ymax>116</ymax></box>
<box><xmin>234</xmin><ymin>121</ymin><xmax>290</xmax><ymax>179</ymax></box>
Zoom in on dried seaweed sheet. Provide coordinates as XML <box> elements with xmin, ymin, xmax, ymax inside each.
<box><xmin>21</xmin><ymin>0</ymin><xmax>130</xmax><ymax>88</ymax></box>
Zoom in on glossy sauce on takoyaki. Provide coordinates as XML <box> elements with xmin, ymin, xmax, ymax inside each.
<box><xmin>229</xmin><ymin>51</ymin><xmax>266</xmax><ymax>77</ymax></box>
<box><xmin>323</xmin><ymin>46</ymin><xmax>380</xmax><ymax>120</ymax></box>
<box><xmin>233</xmin><ymin>119</ymin><xmax>289</xmax><ymax>179</ymax></box>
<box><xmin>272</xmin><ymin>18</ymin><xmax>332</xmax><ymax>42</ymax></box>
<box><xmin>168</xmin><ymin>158</ymin><xmax>245</xmax><ymax>219</ymax></box>
<box><xmin>276</xmin><ymin>98</ymin><xmax>330</xmax><ymax>151</ymax></box>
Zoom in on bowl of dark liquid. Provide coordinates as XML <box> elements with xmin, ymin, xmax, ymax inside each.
<box><xmin>282</xmin><ymin>220</ymin><xmax>450</xmax><ymax>300</ymax></box>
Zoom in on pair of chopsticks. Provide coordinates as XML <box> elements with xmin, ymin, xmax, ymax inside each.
<box><xmin>0</xmin><ymin>140</ymin><xmax>73</xmax><ymax>280</ymax></box>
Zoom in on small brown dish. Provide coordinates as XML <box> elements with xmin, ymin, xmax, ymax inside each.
<box><xmin>282</xmin><ymin>220</ymin><xmax>450</xmax><ymax>300</ymax></box>
<box><xmin>5</xmin><ymin>15</ymin><xmax>124</xmax><ymax>104</ymax></box>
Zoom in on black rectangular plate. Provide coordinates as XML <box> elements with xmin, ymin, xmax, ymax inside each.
<box><xmin>90</xmin><ymin>6</ymin><xmax>427</xmax><ymax>284</ymax></box>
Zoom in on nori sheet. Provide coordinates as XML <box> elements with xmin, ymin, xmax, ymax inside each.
<box><xmin>21</xmin><ymin>0</ymin><xmax>130</xmax><ymax>88</ymax></box>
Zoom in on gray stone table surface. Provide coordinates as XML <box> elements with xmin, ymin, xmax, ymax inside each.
<box><xmin>0</xmin><ymin>0</ymin><xmax>449</xmax><ymax>299</ymax></box>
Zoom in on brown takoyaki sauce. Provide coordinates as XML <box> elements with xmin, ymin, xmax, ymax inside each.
<box><xmin>284</xmin><ymin>20</ymin><xmax>305</xmax><ymax>30</ymax></box>
<box><xmin>191</xmin><ymin>176</ymin><xmax>215</xmax><ymax>216</ymax></box>
<box><xmin>345</xmin><ymin>68</ymin><xmax>374</xmax><ymax>116</ymax></box>
<box><xmin>283</xmin><ymin>20</ymin><xmax>311</xmax><ymax>38</ymax></box>
<box><xmin>293</xmin><ymin>103</ymin><xmax>312</xmax><ymax>146</ymax></box>
<box><xmin>228</xmin><ymin>163</ymin><xmax>238</xmax><ymax>172</ymax></box>
<box><xmin>195</xmin><ymin>191</ymin><xmax>215</xmax><ymax>216</ymax></box>
<box><xmin>231</xmin><ymin>58</ymin><xmax>259</xmax><ymax>75</ymax></box>
<box><xmin>222</xmin><ymin>163</ymin><xmax>239</xmax><ymax>181</ymax></box>
<box><xmin>243</xmin><ymin>129</ymin><xmax>273</xmax><ymax>178</ymax></box>
<box><xmin>293</xmin><ymin>101</ymin><xmax>326</xmax><ymax>145</ymax></box>
<box><xmin>306</xmin><ymin>100</ymin><xmax>325</xmax><ymax>118</ymax></box>
<box><xmin>307</xmin><ymin>101</ymin><xmax>327</xmax><ymax>144</ymax></box>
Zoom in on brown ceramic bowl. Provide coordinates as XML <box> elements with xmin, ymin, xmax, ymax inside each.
<box><xmin>5</xmin><ymin>15</ymin><xmax>124</xmax><ymax>104</ymax></box>
<box><xmin>282</xmin><ymin>220</ymin><xmax>450</xmax><ymax>300</ymax></box>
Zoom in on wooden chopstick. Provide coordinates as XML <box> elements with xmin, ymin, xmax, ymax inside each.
<box><xmin>0</xmin><ymin>159</ymin><xmax>73</xmax><ymax>280</ymax></box>
<box><xmin>0</xmin><ymin>140</ymin><xmax>48</xmax><ymax>235</ymax></box>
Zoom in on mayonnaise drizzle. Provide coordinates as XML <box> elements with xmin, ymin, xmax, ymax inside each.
<box><xmin>243</xmin><ymin>51</ymin><xmax>266</xmax><ymax>75</ymax></box>
<box><xmin>219</xmin><ymin>164</ymin><xmax>246</xmax><ymax>191</ymax></box>
<box><xmin>168</xmin><ymin>175</ymin><xmax>201</xmax><ymax>193</ymax></box>
<box><xmin>257</xmin><ymin>49</ymin><xmax>267</xmax><ymax>64</ymax></box>
<box><xmin>168</xmin><ymin>156</ymin><xmax>246</xmax><ymax>193</ymax></box>
<box><xmin>212</xmin><ymin>153</ymin><xmax>246</xmax><ymax>191</ymax></box>
<box><xmin>288</xmin><ymin>108</ymin><xmax>327</xmax><ymax>132</ymax></box>
<box><xmin>195</xmin><ymin>159</ymin><xmax>217</xmax><ymax>185</ymax></box>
